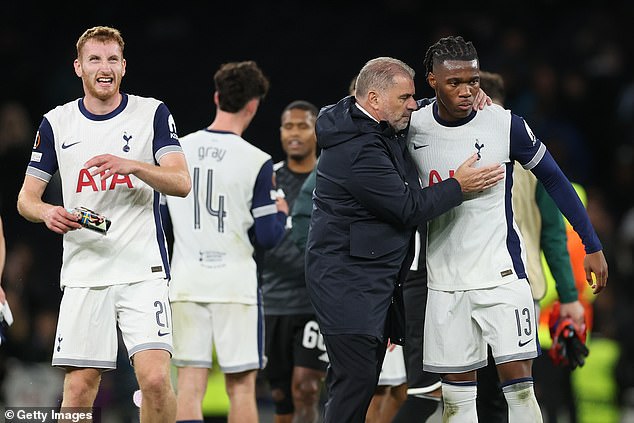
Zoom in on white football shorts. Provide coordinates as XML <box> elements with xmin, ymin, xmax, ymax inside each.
<box><xmin>423</xmin><ymin>279</ymin><xmax>538</xmax><ymax>373</ymax></box>
<box><xmin>171</xmin><ymin>301</ymin><xmax>264</xmax><ymax>373</ymax></box>
<box><xmin>378</xmin><ymin>344</ymin><xmax>407</xmax><ymax>386</ymax></box>
<box><xmin>52</xmin><ymin>278</ymin><xmax>172</xmax><ymax>369</ymax></box>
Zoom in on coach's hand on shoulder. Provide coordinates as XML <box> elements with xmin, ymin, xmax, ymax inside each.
<box><xmin>585</xmin><ymin>250</ymin><xmax>608</xmax><ymax>294</ymax></box>
<box><xmin>453</xmin><ymin>154</ymin><xmax>504</xmax><ymax>193</ymax></box>
<box><xmin>473</xmin><ymin>89</ymin><xmax>492</xmax><ymax>110</ymax></box>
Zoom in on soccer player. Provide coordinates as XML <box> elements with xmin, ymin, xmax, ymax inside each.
<box><xmin>408</xmin><ymin>36</ymin><xmax>608</xmax><ymax>422</ymax></box>
<box><xmin>164</xmin><ymin>61</ymin><xmax>287</xmax><ymax>423</ymax></box>
<box><xmin>17</xmin><ymin>26</ymin><xmax>191</xmax><ymax>422</ymax></box>
<box><xmin>475</xmin><ymin>70</ymin><xmax>586</xmax><ymax>422</ymax></box>
<box><xmin>258</xmin><ymin>100</ymin><xmax>326</xmax><ymax>423</ymax></box>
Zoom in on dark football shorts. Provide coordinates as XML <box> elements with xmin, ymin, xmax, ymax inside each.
<box><xmin>264</xmin><ymin>314</ymin><xmax>329</xmax><ymax>383</ymax></box>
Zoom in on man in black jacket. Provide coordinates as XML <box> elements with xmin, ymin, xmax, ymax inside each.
<box><xmin>305</xmin><ymin>57</ymin><xmax>504</xmax><ymax>423</ymax></box>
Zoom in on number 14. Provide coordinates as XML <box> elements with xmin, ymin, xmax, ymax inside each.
<box><xmin>192</xmin><ymin>166</ymin><xmax>227</xmax><ymax>232</ymax></box>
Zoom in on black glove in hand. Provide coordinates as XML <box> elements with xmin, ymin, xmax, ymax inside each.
<box><xmin>549</xmin><ymin>320</ymin><xmax>589</xmax><ymax>369</ymax></box>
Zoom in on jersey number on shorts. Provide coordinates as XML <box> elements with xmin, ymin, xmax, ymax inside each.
<box><xmin>302</xmin><ymin>320</ymin><xmax>326</xmax><ymax>352</ymax></box>
<box><xmin>192</xmin><ymin>166</ymin><xmax>227</xmax><ymax>232</ymax></box>
<box><xmin>514</xmin><ymin>307</ymin><xmax>533</xmax><ymax>337</ymax></box>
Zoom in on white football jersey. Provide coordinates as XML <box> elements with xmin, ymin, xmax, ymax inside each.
<box><xmin>26</xmin><ymin>93</ymin><xmax>183</xmax><ymax>288</ymax></box>
<box><xmin>167</xmin><ymin>129</ymin><xmax>275</xmax><ymax>304</ymax></box>
<box><xmin>408</xmin><ymin>103</ymin><xmax>546</xmax><ymax>291</ymax></box>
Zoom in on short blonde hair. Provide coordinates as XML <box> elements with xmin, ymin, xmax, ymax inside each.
<box><xmin>76</xmin><ymin>26</ymin><xmax>124</xmax><ymax>57</ymax></box>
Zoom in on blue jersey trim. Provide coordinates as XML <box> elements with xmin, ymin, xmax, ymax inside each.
<box><xmin>28</xmin><ymin>117</ymin><xmax>58</xmax><ymax>177</ymax></box>
<box><xmin>78</xmin><ymin>93</ymin><xmax>129</xmax><ymax>121</ymax></box>
<box><xmin>509</xmin><ymin>114</ymin><xmax>543</xmax><ymax>167</ymax></box>
<box><xmin>505</xmin><ymin>163</ymin><xmax>526</xmax><ymax>279</ymax></box>
<box><xmin>154</xmin><ymin>191</ymin><xmax>171</xmax><ymax>279</ymax></box>
<box><xmin>204</xmin><ymin>128</ymin><xmax>238</xmax><ymax>136</ymax></box>
<box><xmin>152</xmin><ymin>103</ymin><xmax>181</xmax><ymax>164</ymax></box>
<box><xmin>432</xmin><ymin>102</ymin><xmax>477</xmax><ymax>127</ymax></box>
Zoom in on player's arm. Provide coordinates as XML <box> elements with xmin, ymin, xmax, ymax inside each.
<box><xmin>251</xmin><ymin>160</ymin><xmax>286</xmax><ymax>249</ymax></box>
<box><xmin>17</xmin><ymin>175</ymin><xmax>81</xmax><ymax>234</ymax></box>
<box><xmin>18</xmin><ymin>118</ymin><xmax>81</xmax><ymax>234</ymax></box>
<box><xmin>511</xmin><ymin>115</ymin><xmax>608</xmax><ymax>293</ymax></box>
<box><xmin>536</xmin><ymin>182</ymin><xmax>585</xmax><ymax>325</ymax></box>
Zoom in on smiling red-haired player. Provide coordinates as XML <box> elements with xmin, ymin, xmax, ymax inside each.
<box><xmin>17</xmin><ymin>25</ymin><xmax>191</xmax><ymax>423</ymax></box>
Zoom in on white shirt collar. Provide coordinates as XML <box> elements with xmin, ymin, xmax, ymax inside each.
<box><xmin>355</xmin><ymin>102</ymin><xmax>379</xmax><ymax>123</ymax></box>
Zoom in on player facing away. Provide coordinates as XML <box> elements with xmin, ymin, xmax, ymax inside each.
<box><xmin>408</xmin><ymin>36</ymin><xmax>608</xmax><ymax>422</ymax></box>
<box><xmin>17</xmin><ymin>26</ymin><xmax>191</xmax><ymax>422</ymax></box>
<box><xmin>163</xmin><ymin>61</ymin><xmax>287</xmax><ymax>423</ymax></box>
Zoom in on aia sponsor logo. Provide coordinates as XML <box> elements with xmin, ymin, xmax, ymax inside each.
<box><xmin>428</xmin><ymin>169</ymin><xmax>455</xmax><ymax>186</ymax></box>
<box><xmin>76</xmin><ymin>168</ymin><xmax>134</xmax><ymax>192</ymax></box>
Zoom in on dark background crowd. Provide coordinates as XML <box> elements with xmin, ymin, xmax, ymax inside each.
<box><xmin>1</xmin><ymin>1</ymin><xmax>633</xmax><ymax>421</ymax></box>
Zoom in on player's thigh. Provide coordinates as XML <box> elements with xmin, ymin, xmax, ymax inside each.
<box><xmin>171</xmin><ymin>301</ymin><xmax>214</xmax><ymax>368</ymax></box>
<box><xmin>423</xmin><ymin>289</ymin><xmax>487</xmax><ymax>373</ymax></box>
<box><xmin>53</xmin><ymin>286</ymin><xmax>118</xmax><ymax>369</ymax></box>
<box><xmin>472</xmin><ymin>279</ymin><xmax>538</xmax><ymax>366</ymax></box>
<box><xmin>116</xmin><ymin>279</ymin><xmax>173</xmax><ymax>360</ymax></box>
<box><xmin>212</xmin><ymin>302</ymin><xmax>264</xmax><ymax>373</ymax></box>
<box><xmin>292</xmin><ymin>315</ymin><xmax>328</xmax><ymax>373</ymax></box>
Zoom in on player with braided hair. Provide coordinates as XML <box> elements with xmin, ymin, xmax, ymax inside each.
<box><xmin>408</xmin><ymin>35</ymin><xmax>608</xmax><ymax>422</ymax></box>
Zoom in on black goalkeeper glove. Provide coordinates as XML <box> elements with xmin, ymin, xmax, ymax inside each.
<box><xmin>549</xmin><ymin>318</ymin><xmax>589</xmax><ymax>369</ymax></box>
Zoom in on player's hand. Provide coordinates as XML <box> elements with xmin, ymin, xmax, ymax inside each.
<box><xmin>559</xmin><ymin>300</ymin><xmax>585</xmax><ymax>328</ymax></box>
<box><xmin>584</xmin><ymin>250</ymin><xmax>608</xmax><ymax>294</ymax></box>
<box><xmin>85</xmin><ymin>154</ymin><xmax>137</xmax><ymax>178</ymax></box>
<box><xmin>473</xmin><ymin>88</ymin><xmax>492</xmax><ymax>110</ymax></box>
<box><xmin>276</xmin><ymin>197</ymin><xmax>289</xmax><ymax>215</ymax></box>
<box><xmin>453</xmin><ymin>154</ymin><xmax>504</xmax><ymax>193</ymax></box>
<box><xmin>42</xmin><ymin>205</ymin><xmax>82</xmax><ymax>234</ymax></box>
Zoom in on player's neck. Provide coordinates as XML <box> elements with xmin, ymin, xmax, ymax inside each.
<box><xmin>208</xmin><ymin>110</ymin><xmax>249</xmax><ymax>136</ymax></box>
<box><xmin>287</xmin><ymin>154</ymin><xmax>317</xmax><ymax>174</ymax></box>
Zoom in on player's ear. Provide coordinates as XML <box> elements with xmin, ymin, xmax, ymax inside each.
<box><xmin>427</xmin><ymin>72</ymin><xmax>436</xmax><ymax>89</ymax></box>
<box><xmin>245</xmin><ymin>98</ymin><xmax>260</xmax><ymax>116</ymax></box>
<box><xmin>74</xmin><ymin>59</ymin><xmax>82</xmax><ymax>78</ymax></box>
